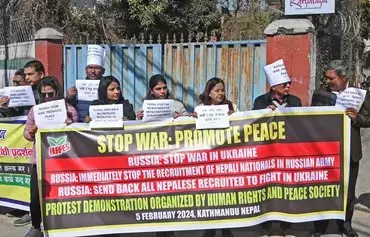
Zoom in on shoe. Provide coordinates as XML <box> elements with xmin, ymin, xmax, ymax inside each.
<box><xmin>222</xmin><ymin>229</ymin><xmax>233</xmax><ymax>237</ymax></box>
<box><xmin>25</xmin><ymin>227</ymin><xmax>43</xmax><ymax>237</ymax></box>
<box><xmin>14</xmin><ymin>214</ymin><xmax>32</xmax><ymax>227</ymax></box>
<box><xmin>203</xmin><ymin>230</ymin><xmax>216</xmax><ymax>237</ymax></box>
<box><xmin>339</xmin><ymin>224</ymin><xmax>359</xmax><ymax>237</ymax></box>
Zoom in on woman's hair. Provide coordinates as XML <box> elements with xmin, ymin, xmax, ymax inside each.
<box><xmin>144</xmin><ymin>74</ymin><xmax>171</xmax><ymax>100</ymax></box>
<box><xmin>37</xmin><ymin>76</ymin><xmax>63</xmax><ymax>103</ymax></box>
<box><xmin>199</xmin><ymin>77</ymin><xmax>234</xmax><ymax>111</ymax></box>
<box><xmin>96</xmin><ymin>76</ymin><xmax>124</xmax><ymax>104</ymax></box>
<box><xmin>14</xmin><ymin>69</ymin><xmax>25</xmax><ymax>79</ymax></box>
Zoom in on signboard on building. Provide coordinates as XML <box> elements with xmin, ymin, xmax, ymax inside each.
<box><xmin>285</xmin><ymin>0</ymin><xmax>335</xmax><ymax>15</ymax></box>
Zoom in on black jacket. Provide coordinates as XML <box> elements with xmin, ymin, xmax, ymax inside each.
<box><xmin>253</xmin><ymin>92</ymin><xmax>302</xmax><ymax>110</ymax></box>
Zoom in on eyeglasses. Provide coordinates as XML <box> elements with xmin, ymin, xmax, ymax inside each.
<box><xmin>41</xmin><ymin>92</ymin><xmax>55</xmax><ymax>98</ymax></box>
<box><xmin>279</xmin><ymin>82</ymin><xmax>292</xmax><ymax>87</ymax></box>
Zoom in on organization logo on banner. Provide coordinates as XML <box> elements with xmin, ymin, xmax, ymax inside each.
<box><xmin>47</xmin><ymin>136</ymin><xmax>71</xmax><ymax>156</ymax></box>
<box><xmin>285</xmin><ymin>0</ymin><xmax>335</xmax><ymax>15</ymax></box>
<box><xmin>0</xmin><ymin>130</ymin><xmax>6</xmax><ymax>140</ymax></box>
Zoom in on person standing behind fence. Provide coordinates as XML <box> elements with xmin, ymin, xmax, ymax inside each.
<box><xmin>136</xmin><ymin>74</ymin><xmax>187</xmax><ymax>120</ymax></box>
<box><xmin>198</xmin><ymin>77</ymin><xmax>235</xmax><ymax>237</ymax></box>
<box><xmin>66</xmin><ymin>45</ymin><xmax>106</xmax><ymax>121</ymax></box>
<box><xmin>85</xmin><ymin>75</ymin><xmax>136</xmax><ymax>122</ymax></box>
<box><xmin>24</xmin><ymin>76</ymin><xmax>78</xmax><ymax>237</ymax></box>
<box><xmin>253</xmin><ymin>59</ymin><xmax>301</xmax><ymax>237</ymax></box>
<box><xmin>311</xmin><ymin>60</ymin><xmax>370</xmax><ymax>237</ymax></box>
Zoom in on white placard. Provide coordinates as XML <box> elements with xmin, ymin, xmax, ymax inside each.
<box><xmin>5</xmin><ymin>86</ymin><xmax>36</xmax><ymax>107</ymax></box>
<box><xmin>264</xmin><ymin>59</ymin><xmax>290</xmax><ymax>87</ymax></box>
<box><xmin>76</xmin><ymin>80</ymin><xmax>100</xmax><ymax>101</ymax></box>
<box><xmin>34</xmin><ymin>99</ymin><xmax>67</xmax><ymax>127</ymax></box>
<box><xmin>335</xmin><ymin>87</ymin><xmax>367</xmax><ymax>111</ymax></box>
<box><xmin>89</xmin><ymin>104</ymin><xmax>123</xmax><ymax>128</ymax></box>
<box><xmin>195</xmin><ymin>104</ymin><xmax>230</xmax><ymax>129</ymax></box>
<box><xmin>0</xmin><ymin>88</ymin><xmax>5</xmax><ymax>97</ymax></box>
<box><xmin>285</xmin><ymin>0</ymin><xmax>335</xmax><ymax>15</ymax></box>
<box><xmin>142</xmin><ymin>99</ymin><xmax>175</xmax><ymax>122</ymax></box>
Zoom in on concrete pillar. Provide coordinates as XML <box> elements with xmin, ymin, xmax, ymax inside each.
<box><xmin>34</xmin><ymin>28</ymin><xmax>64</xmax><ymax>89</ymax></box>
<box><xmin>264</xmin><ymin>19</ymin><xmax>316</xmax><ymax>106</ymax></box>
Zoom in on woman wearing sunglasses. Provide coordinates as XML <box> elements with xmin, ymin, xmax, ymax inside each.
<box><xmin>23</xmin><ymin>76</ymin><xmax>78</xmax><ymax>237</ymax></box>
<box><xmin>253</xmin><ymin>60</ymin><xmax>301</xmax><ymax>237</ymax></box>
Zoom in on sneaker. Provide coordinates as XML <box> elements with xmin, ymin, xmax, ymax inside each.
<box><xmin>14</xmin><ymin>213</ymin><xmax>32</xmax><ymax>227</ymax></box>
<box><xmin>25</xmin><ymin>227</ymin><xmax>43</xmax><ymax>237</ymax></box>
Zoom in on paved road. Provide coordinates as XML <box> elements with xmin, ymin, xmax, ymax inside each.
<box><xmin>1</xmin><ymin>130</ymin><xmax>370</xmax><ymax>237</ymax></box>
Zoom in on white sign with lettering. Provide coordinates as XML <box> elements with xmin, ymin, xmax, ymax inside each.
<box><xmin>76</xmin><ymin>80</ymin><xmax>100</xmax><ymax>101</ymax></box>
<box><xmin>285</xmin><ymin>0</ymin><xmax>335</xmax><ymax>15</ymax></box>
<box><xmin>89</xmin><ymin>104</ymin><xmax>123</xmax><ymax>128</ymax></box>
<box><xmin>34</xmin><ymin>99</ymin><xmax>67</xmax><ymax>127</ymax></box>
<box><xmin>335</xmin><ymin>87</ymin><xmax>367</xmax><ymax>111</ymax></box>
<box><xmin>195</xmin><ymin>104</ymin><xmax>229</xmax><ymax>129</ymax></box>
<box><xmin>5</xmin><ymin>86</ymin><xmax>36</xmax><ymax>107</ymax></box>
<box><xmin>142</xmin><ymin>99</ymin><xmax>175</xmax><ymax>122</ymax></box>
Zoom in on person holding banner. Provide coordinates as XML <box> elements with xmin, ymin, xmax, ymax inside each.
<box><xmin>24</xmin><ymin>76</ymin><xmax>78</xmax><ymax>237</ymax></box>
<box><xmin>311</xmin><ymin>60</ymin><xmax>370</xmax><ymax>237</ymax></box>
<box><xmin>253</xmin><ymin>59</ymin><xmax>301</xmax><ymax>111</ymax></box>
<box><xmin>199</xmin><ymin>77</ymin><xmax>235</xmax><ymax>237</ymax></box>
<box><xmin>67</xmin><ymin>44</ymin><xmax>106</xmax><ymax>121</ymax></box>
<box><xmin>136</xmin><ymin>74</ymin><xmax>187</xmax><ymax>120</ymax></box>
<box><xmin>84</xmin><ymin>75</ymin><xmax>136</xmax><ymax>122</ymax></box>
<box><xmin>253</xmin><ymin>59</ymin><xmax>301</xmax><ymax>237</ymax></box>
<box><xmin>198</xmin><ymin>77</ymin><xmax>237</xmax><ymax>114</ymax></box>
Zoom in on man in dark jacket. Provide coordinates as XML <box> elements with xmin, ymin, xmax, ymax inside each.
<box><xmin>66</xmin><ymin>45</ymin><xmax>105</xmax><ymax>121</ymax></box>
<box><xmin>311</xmin><ymin>60</ymin><xmax>370</xmax><ymax>237</ymax></box>
<box><xmin>253</xmin><ymin>60</ymin><xmax>301</xmax><ymax>237</ymax></box>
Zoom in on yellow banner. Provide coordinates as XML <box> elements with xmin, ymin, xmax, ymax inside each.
<box><xmin>0</xmin><ymin>121</ymin><xmax>33</xmax><ymax>211</ymax></box>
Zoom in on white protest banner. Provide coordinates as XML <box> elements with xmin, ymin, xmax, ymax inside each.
<box><xmin>89</xmin><ymin>104</ymin><xmax>123</xmax><ymax>128</ymax></box>
<box><xmin>335</xmin><ymin>87</ymin><xmax>367</xmax><ymax>111</ymax></box>
<box><xmin>285</xmin><ymin>1</ymin><xmax>335</xmax><ymax>15</ymax></box>
<box><xmin>264</xmin><ymin>59</ymin><xmax>290</xmax><ymax>87</ymax></box>
<box><xmin>5</xmin><ymin>86</ymin><xmax>36</xmax><ymax>107</ymax></box>
<box><xmin>76</xmin><ymin>80</ymin><xmax>100</xmax><ymax>101</ymax></box>
<box><xmin>195</xmin><ymin>104</ymin><xmax>229</xmax><ymax>129</ymax></box>
<box><xmin>142</xmin><ymin>99</ymin><xmax>175</xmax><ymax>122</ymax></box>
<box><xmin>34</xmin><ymin>99</ymin><xmax>67</xmax><ymax>127</ymax></box>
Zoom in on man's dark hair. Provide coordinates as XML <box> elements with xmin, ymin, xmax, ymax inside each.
<box><xmin>24</xmin><ymin>60</ymin><xmax>45</xmax><ymax>73</ymax></box>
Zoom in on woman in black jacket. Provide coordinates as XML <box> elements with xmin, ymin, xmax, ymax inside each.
<box><xmin>85</xmin><ymin>75</ymin><xmax>136</xmax><ymax>122</ymax></box>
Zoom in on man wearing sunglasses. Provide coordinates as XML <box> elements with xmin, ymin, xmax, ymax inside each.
<box><xmin>311</xmin><ymin>60</ymin><xmax>370</xmax><ymax>237</ymax></box>
<box><xmin>253</xmin><ymin>59</ymin><xmax>302</xmax><ymax>111</ymax></box>
<box><xmin>253</xmin><ymin>60</ymin><xmax>301</xmax><ymax>237</ymax></box>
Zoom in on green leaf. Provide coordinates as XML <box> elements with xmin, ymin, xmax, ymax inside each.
<box><xmin>47</xmin><ymin>137</ymin><xmax>58</xmax><ymax>147</ymax></box>
<box><xmin>56</xmin><ymin>136</ymin><xmax>67</xmax><ymax>146</ymax></box>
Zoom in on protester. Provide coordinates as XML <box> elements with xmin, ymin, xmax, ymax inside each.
<box><xmin>311</xmin><ymin>60</ymin><xmax>370</xmax><ymax>237</ymax></box>
<box><xmin>136</xmin><ymin>74</ymin><xmax>187</xmax><ymax>120</ymax></box>
<box><xmin>0</xmin><ymin>69</ymin><xmax>28</xmax><ymax>117</ymax></box>
<box><xmin>198</xmin><ymin>77</ymin><xmax>236</xmax><ymax>114</ymax></box>
<box><xmin>24</xmin><ymin>76</ymin><xmax>78</xmax><ymax>237</ymax></box>
<box><xmin>253</xmin><ymin>59</ymin><xmax>301</xmax><ymax>237</ymax></box>
<box><xmin>67</xmin><ymin>45</ymin><xmax>106</xmax><ymax>121</ymax></box>
<box><xmin>198</xmin><ymin>77</ymin><xmax>235</xmax><ymax>237</ymax></box>
<box><xmin>85</xmin><ymin>75</ymin><xmax>136</xmax><ymax>122</ymax></box>
<box><xmin>0</xmin><ymin>61</ymin><xmax>45</xmax><ymax>117</ymax></box>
